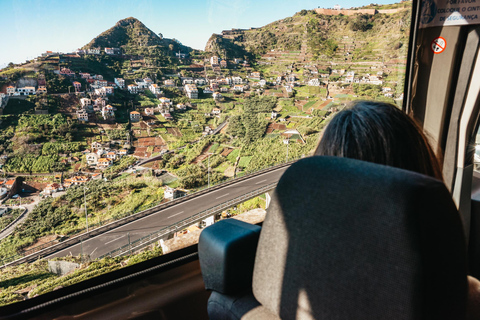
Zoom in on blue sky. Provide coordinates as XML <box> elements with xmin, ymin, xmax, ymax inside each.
<box><xmin>0</xmin><ymin>0</ymin><xmax>401</xmax><ymax>68</ymax></box>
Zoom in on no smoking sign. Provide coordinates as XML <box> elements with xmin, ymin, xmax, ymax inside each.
<box><xmin>431</xmin><ymin>37</ymin><xmax>446</xmax><ymax>54</ymax></box>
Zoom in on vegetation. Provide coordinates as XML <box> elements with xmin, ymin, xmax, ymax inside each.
<box><xmin>0</xmin><ymin>176</ymin><xmax>165</xmax><ymax>261</ymax></box>
<box><xmin>0</xmin><ymin>245</ymin><xmax>163</xmax><ymax>306</ymax></box>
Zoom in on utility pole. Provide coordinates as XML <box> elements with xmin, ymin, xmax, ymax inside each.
<box><xmin>84</xmin><ymin>186</ymin><xmax>89</xmax><ymax>232</ymax></box>
<box><xmin>208</xmin><ymin>154</ymin><xmax>211</xmax><ymax>188</ymax></box>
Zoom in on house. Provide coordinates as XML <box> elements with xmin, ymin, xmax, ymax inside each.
<box><xmin>143</xmin><ymin>78</ymin><xmax>153</xmax><ymax>86</ymax></box>
<box><xmin>213</xmin><ymin>92</ymin><xmax>223</xmax><ymax>101</ymax></box>
<box><xmin>86</xmin><ymin>153</ymin><xmax>99</xmax><ymax>166</ymax></box>
<box><xmin>2</xmin><ymin>180</ymin><xmax>14</xmax><ymax>191</ymax></box>
<box><xmin>97</xmin><ymin>158</ymin><xmax>113</xmax><ymax>169</ymax></box>
<box><xmin>234</xmin><ymin>85</ymin><xmax>244</xmax><ymax>93</ymax></box>
<box><xmin>164</xmin><ymin>79</ymin><xmax>175</xmax><ymax>87</ymax></box>
<box><xmin>77</xmin><ymin>109</ymin><xmax>89</xmax><ymax>122</ymax></box>
<box><xmin>6</xmin><ymin>86</ymin><xmax>15</xmax><ymax>96</ymax></box>
<box><xmin>203</xmin><ymin>88</ymin><xmax>214</xmax><ymax>94</ymax></box>
<box><xmin>104</xmin><ymin>86</ymin><xmax>114</xmax><ymax>95</ymax></box>
<box><xmin>80</xmin><ymin>73</ymin><xmax>91</xmax><ymax>79</ymax></box>
<box><xmin>63</xmin><ymin>176</ymin><xmax>90</xmax><ymax>188</ymax></box>
<box><xmin>212</xmin><ymin>108</ymin><xmax>221</xmax><ymax>116</ymax></box>
<box><xmin>72</xmin><ymin>81</ymin><xmax>81</xmax><ymax>92</ymax></box>
<box><xmin>134</xmin><ymin>79</ymin><xmax>147</xmax><ymax>89</ymax></box>
<box><xmin>115</xmin><ymin>78</ymin><xmax>125</xmax><ymax>89</ymax></box>
<box><xmin>271</xmin><ymin>111</ymin><xmax>278</xmax><ymax>119</ymax></box>
<box><xmin>284</xmin><ymin>85</ymin><xmax>293</xmax><ymax>94</ymax></box>
<box><xmin>182</xmin><ymin>78</ymin><xmax>194</xmax><ymax>85</ymax></box>
<box><xmin>195</xmin><ymin>78</ymin><xmax>206</xmax><ymax>85</ymax></box>
<box><xmin>94</xmin><ymin>98</ymin><xmax>106</xmax><ymax>108</ymax></box>
<box><xmin>106</xmin><ymin>152</ymin><xmax>117</xmax><ymax>160</ymax></box>
<box><xmin>128</xmin><ymin>84</ymin><xmax>138</xmax><ymax>94</ymax></box>
<box><xmin>164</xmin><ymin>186</ymin><xmax>178</xmax><ymax>200</ymax></box>
<box><xmin>176</xmin><ymin>104</ymin><xmax>187</xmax><ymax>111</ymax></box>
<box><xmin>184</xmin><ymin>84</ymin><xmax>198</xmax><ymax>99</ymax></box>
<box><xmin>118</xmin><ymin>149</ymin><xmax>128</xmax><ymax>156</ymax></box>
<box><xmin>210</xmin><ymin>82</ymin><xmax>219</xmax><ymax>90</ymax></box>
<box><xmin>102</xmin><ymin>105</ymin><xmax>115</xmax><ymax>120</ymax></box>
<box><xmin>94</xmin><ymin>87</ymin><xmax>106</xmax><ymax>97</ymax></box>
<box><xmin>250</xmin><ymin>72</ymin><xmax>261</xmax><ymax>80</ymax></box>
<box><xmin>382</xmin><ymin>87</ymin><xmax>392</xmax><ymax>92</ymax></box>
<box><xmin>220</xmin><ymin>60</ymin><xmax>227</xmax><ymax>68</ymax></box>
<box><xmin>130</xmin><ymin>111</ymin><xmax>141</xmax><ymax>122</ymax></box>
<box><xmin>59</xmin><ymin>68</ymin><xmax>75</xmax><ymax>77</ymax></box>
<box><xmin>287</xmin><ymin>74</ymin><xmax>296</xmax><ymax>83</ymax></box>
<box><xmin>87</xmin><ymin>48</ymin><xmax>100</xmax><ymax>55</ymax></box>
<box><xmin>159</xmin><ymin>97</ymin><xmax>172</xmax><ymax>105</ymax></box>
<box><xmin>231</xmin><ymin>76</ymin><xmax>243</xmax><ymax>84</ymax></box>
<box><xmin>220</xmin><ymin>87</ymin><xmax>229</xmax><ymax>93</ymax></box>
<box><xmin>308</xmin><ymin>79</ymin><xmax>321</xmax><ymax>86</ymax></box>
<box><xmin>16</xmin><ymin>87</ymin><xmax>36</xmax><ymax>95</ymax></box>
<box><xmin>92</xmin><ymin>173</ymin><xmax>102</xmax><ymax>180</ymax></box>
<box><xmin>80</xmin><ymin>98</ymin><xmax>91</xmax><ymax>107</ymax></box>
<box><xmin>95</xmin><ymin>80</ymin><xmax>108</xmax><ymax>87</ymax></box>
<box><xmin>91</xmin><ymin>141</ymin><xmax>103</xmax><ymax>150</ymax></box>
<box><xmin>149</xmin><ymin>84</ymin><xmax>162</xmax><ymax>95</ymax></box>
<box><xmin>259</xmin><ymin>80</ymin><xmax>267</xmax><ymax>87</ymax></box>
<box><xmin>145</xmin><ymin>108</ymin><xmax>155</xmax><ymax>116</ymax></box>
<box><xmin>210</xmin><ymin>56</ymin><xmax>220</xmax><ymax>66</ymax></box>
<box><xmin>368</xmin><ymin>75</ymin><xmax>383</xmax><ymax>85</ymax></box>
<box><xmin>37</xmin><ymin>86</ymin><xmax>47</xmax><ymax>94</ymax></box>
<box><xmin>43</xmin><ymin>183</ymin><xmax>63</xmax><ymax>195</ymax></box>
<box><xmin>105</xmin><ymin>48</ymin><xmax>114</xmax><ymax>55</ymax></box>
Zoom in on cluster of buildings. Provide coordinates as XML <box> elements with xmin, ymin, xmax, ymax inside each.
<box><xmin>129</xmin><ymin>97</ymin><xmax>189</xmax><ymax>122</ymax></box>
<box><xmin>77</xmin><ymin>97</ymin><xmax>114</xmax><ymax>122</ymax></box>
<box><xmin>85</xmin><ymin>141</ymin><xmax>128</xmax><ymax>169</ymax></box>
<box><xmin>75</xmin><ymin>47</ymin><xmax>121</xmax><ymax>55</ymax></box>
<box><xmin>42</xmin><ymin>173</ymin><xmax>103</xmax><ymax>196</ymax></box>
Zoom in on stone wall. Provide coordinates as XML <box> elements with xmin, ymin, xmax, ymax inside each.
<box><xmin>48</xmin><ymin>260</ymin><xmax>80</xmax><ymax>276</ymax></box>
<box><xmin>314</xmin><ymin>8</ymin><xmax>378</xmax><ymax>16</ymax></box>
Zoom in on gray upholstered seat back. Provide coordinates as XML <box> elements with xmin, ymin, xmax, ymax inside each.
<box><xmin>252</xmin><ymin>156</ymin><xmax>468</xmax><ymax>320</ymax></box>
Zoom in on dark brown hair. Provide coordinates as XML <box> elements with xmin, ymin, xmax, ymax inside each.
<box><xmin>315</xmin><ymin>100</ymin><xmax>443</xmax><ymax>180</ymax></box>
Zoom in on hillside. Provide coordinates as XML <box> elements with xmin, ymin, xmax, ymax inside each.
<box><xmin>205</xmin><ymin>5</ymin><xmax>411</xmax><ymax>64</ymax></box>
<box><xmin>83</xmin><ymin>17</ymin><xmax>192</xmax><ymax>56</ymax></box>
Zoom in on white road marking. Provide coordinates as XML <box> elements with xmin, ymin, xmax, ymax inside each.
<box><xmin>167</xmin><ymin>211</ymin><xmax>184</xmax><ymax>219</ymax></box>
<box><xmin>90</xmin><ymin>247</ymin><xmax>97</xmax><ymax>256</ymax></box>
<box><xmin>105</xmin><ymin>234</ymin><xmax>126</xmax><ymax>245</ymax></box>
<box><xmin>255</xmin><ymin>179</ymin><xmax>268</xmax><ymax>185</ymax></box>
<box><xmin>216</xmin><ymin>193</ymin><xmax>230</xmax><ymax>199</ymax></box>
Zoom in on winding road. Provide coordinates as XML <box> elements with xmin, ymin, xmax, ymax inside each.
<box><xmin>46</xmin><ymin>165</ymin><xmax>289</xmax><ymax>260</ymax></box>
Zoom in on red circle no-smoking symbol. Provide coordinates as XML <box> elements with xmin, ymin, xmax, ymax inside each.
<box><xmin>431</xmin><ymin>37</ymin><xmax>446</xmax><ymax>54</ymax></box>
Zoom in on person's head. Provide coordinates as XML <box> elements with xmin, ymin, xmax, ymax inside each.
<box><xmin>315</xmin><ymin>100</ymin><xmax>443</xmax><ymax>180</ymax></box>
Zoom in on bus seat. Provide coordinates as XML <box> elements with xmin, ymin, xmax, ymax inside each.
<box><xmin>199</xmin><ymin>156</ymin><xmax>468</xmax><ymax>320</ymax></box>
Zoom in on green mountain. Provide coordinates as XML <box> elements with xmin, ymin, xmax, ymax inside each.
<box><xmin>83</xmin><ymin>17</ymin><xmax>192</xmax><ymax>56</ymax></box>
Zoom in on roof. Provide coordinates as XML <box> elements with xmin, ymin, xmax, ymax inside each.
<box><xmin>130</xmin><ymin>111</ymin><xmax>140</xmax><ymax>114</ymax></box>
<box><xmin>98</xmin><ymin>158</ymin><xmax>111</xmax><ymax>162</ymax></box>
<box><xmin>5</xmin><ymin>179</ymin><xmax>15</xmax><ymax>186</ymax></box>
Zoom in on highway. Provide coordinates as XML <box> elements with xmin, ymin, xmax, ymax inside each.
<box><xmin>47</xmin><ymin>165</ymin><xmax>289</xmax><ymax>260</ymax></box>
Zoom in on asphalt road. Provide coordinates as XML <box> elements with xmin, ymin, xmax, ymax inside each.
<box><xmin>47</xmin><ymin>165</ymin><xmax>289</xmax><ymax>260</ymax></box>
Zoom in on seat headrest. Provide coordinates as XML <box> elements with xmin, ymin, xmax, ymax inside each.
<box><xmin>253</xmin><ymin>156</ymin><xmax>468</xmax><ymax>320</ymax></box>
